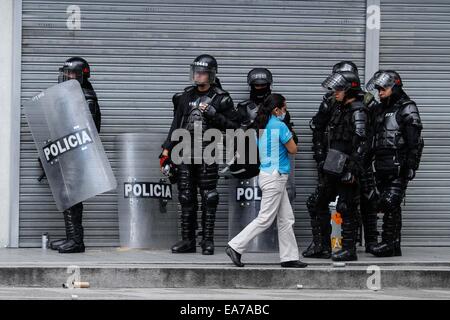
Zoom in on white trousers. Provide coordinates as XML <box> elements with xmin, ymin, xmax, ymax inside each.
<box><xmin>228</xmin><ymin>171</ymin><xmax>299</xmax><ymax>262</ymax></box>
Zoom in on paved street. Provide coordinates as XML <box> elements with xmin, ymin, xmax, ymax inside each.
<box><xmin>0</xmin><ymin>287</ymin><xmax>449</xmax><ymax>300</ymax></box>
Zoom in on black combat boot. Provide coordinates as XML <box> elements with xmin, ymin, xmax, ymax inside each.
<box><xmin>50</xmin><ymin>238</ymin><xmax>67</xmax><ymax>250</ymax></box>
<box><xmin>51</xmin><ymin>203</ymin><xmax>84</xmax><ymax>250</ymax></box>
<box><xmin>362</xmin><ymin>208</ymin><xmax>379</xmax><ymax>254</ymax></box>
<box><xmin>58</xmin><ymin>203</ymin><xmax>85</xmax><ymax>254</ymax></box>
<box><xmin>171</xmin><ymin>207</ymin><xmax>197</xmax><ymax>253</ymax></box>
<box><xmin>371</xmin><ymin>209</ymin><xmax>401</xmax><ymax>257</ymax></box>
<box><xmin>200</xmin><ymin>208</ymin><xmax>215</xmax><ymax>255</ymax></box>
<box><xmin>302</xmin><ymin>212</ymin><xmax>331</xmax><ymax>259</ymax></box>
<box><xmin>332</xmin><ymin>213</ymin><xmax>358</xmax><ymax>261</ymax></box>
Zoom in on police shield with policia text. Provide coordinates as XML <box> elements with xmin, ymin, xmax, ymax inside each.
<box><xmin>23</xmin><ymin>57</ymin><xmax>116</xmax><ymax>253</ymax></box>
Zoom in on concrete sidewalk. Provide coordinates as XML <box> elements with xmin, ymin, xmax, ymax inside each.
<box><xmin>0</xmin><ymin>246</ymin><xmax>449</xmax><ymax>267</ymax></box>
<box><xmin>0</xmin><ymin>247</ymin><xmax>449</xmax><ymax>290</ymax></box>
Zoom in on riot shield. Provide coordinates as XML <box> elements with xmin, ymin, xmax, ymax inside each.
<box><xmin>228</xmin><ymin>155</ymin><xmax>296</xmax><ymax>252</ymax></box>
<box><xmin>117</xmin><ymin>133</ymin><xmax>178</xmax><ymax>249</ymax></box>
<box><xmin>23</xmin><ymin>80</ymin><xmax>117</xmax><ymax>211</ymax></box>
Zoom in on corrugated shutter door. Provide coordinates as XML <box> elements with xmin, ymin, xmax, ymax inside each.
<box><xmin>379</xmin><ymin>0</ymin><xmax>450</xmax><ymax>246</ymax></box>
<box><xmin>20</xmin><ymin>0</ymin><xmax>366</xmax><ymax>247</ymax></box>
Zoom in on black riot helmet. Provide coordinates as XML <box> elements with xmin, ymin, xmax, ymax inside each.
<box><xmin>190</xmin><ymin>54</ymin><xmax>218</xmax><ymax>85</ymax></box>
<box><xmin>366</xmin><ymin>70</ymin><xmax>403</xmax><ymax>92</ymax></box>
<box><xmin>247</xmin><ymin>68</ymin><xmax>273</xmax><ymax>101</ymax></box>
<box><xmin>332</xmin><ymin>61</ymin><xmax>359</xmax><ymax>75</ymax></box>
<box><xmin>247</xmin><ymin>68</ymin><xmax>273</xmax><ymax>86</ymax></box>
<box><xmin>322</xmin><ymin>71</ymin><xmax>362</xmax><ymax>99</ymax></box>
<box><xmin>58</xmin><ymin>56</ymin><xmax>90</xmax><ymax>84</ymax></box>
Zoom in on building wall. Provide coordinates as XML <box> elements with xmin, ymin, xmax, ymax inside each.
<box><xmin>0</xmin><ymin>0</ymin><xmax>14</xmax><ymax>247</ymax></box>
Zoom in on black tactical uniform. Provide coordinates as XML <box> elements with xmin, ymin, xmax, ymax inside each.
<box><xmin>50</xmin><ymin>57</ymin><xmax>101</xmax><ymax>254</ymax></box>
<box><xmin>230</xmin><ymin>68</ymin><xmax>297</xmax><ymax>179</ymax></box>
<box><xmin>303</xmin><ymin>61</ymin><xmax>378</xmax><ymax>259</ymax></box>
<box><xmin>366</xmin><ymin>70</ymin><xmax>423</xmax><ymax>257</ymax></box>
<box><xmin>306</xmin><ymin>71</ymin><xmax>369</xmax><ymax>262</ymax></box>
<box><xmin>162</xmin><ymin>54</ymin><xmax>239</xmax><ymax>255</ymax></box>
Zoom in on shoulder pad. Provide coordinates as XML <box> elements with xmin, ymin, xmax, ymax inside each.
<box><xmin>350</xmin><ymin>100</ymin><xmax>366</xmax><ymax>112</ymax></box>
<box><xmin>212</xmin><ymin>85</ymin><xmax>228</xmax><ymax>96</ymax></box>
<box><xmin>399</xmin><ymin>100</ymin><xmax>418</xmax><ymax>114</ymax></box>
<box><xmin>400</xmin><ymin>99</ymin><xmax>416</xmax><ymax>108</ymax></box>
<box><xmin>172</xmin><ymin>92</ymin><xmax>184</xmax><ymax>107</ymax></box>
<box><xmin>82</xmin><ymin>88</ymin><xmax>97</xmax><ymax>101</ymax></box>
<box><xmin>399</xmin><ymin>100</ymin><xmax>421</xmax><ymax>123</ymax></box>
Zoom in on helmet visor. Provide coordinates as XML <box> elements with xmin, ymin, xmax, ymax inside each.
<box><xmin>366</xmin><ymin>72</ymin><xmax>396</xmax><ymax>92</ymax></box>
<box><xmin>58</xmin><ymin>67</ymin><xmax>83</xmax><ymax>84</ymax></box>
<box><xmin>321</xmin><ymin>73</ymin><xmax>350</xmax><ymax>91</ymax></box>
<box><xmin>190</xmin><ymin>65</ymin><xmax>216</xmax><ymax>85</ymax></box>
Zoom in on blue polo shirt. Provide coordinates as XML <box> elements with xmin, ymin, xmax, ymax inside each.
<box><xmin>258</xmin><ymin>115</ymin><xmax>293</xmax><ymax>174</ymax></box>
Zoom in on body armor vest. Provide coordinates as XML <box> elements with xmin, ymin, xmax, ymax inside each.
<box><xmin>329</xmin><ymin>105</ymin><xmax>355</xmax><ymax>143</ymax></box>
<box><xmin>182</xmin><ymin>93</ymin><xmax>216</xmax><ymax>133</ymax></box>
<box><xmin>327</xmin><ymin>101</ymin><xmax>365</xmax><ymax>155</ymax></box>
<box><xmin>373</xmin><ymin>99</ymin><xmax>412</xmax><ymax>151</ymax></box>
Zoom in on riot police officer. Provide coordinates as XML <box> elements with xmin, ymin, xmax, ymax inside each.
<box><xmin>49</xmin><ymin>56</ymin><xmax>101</xmax><ymax>253</ymax></box>
<box><xmin>366</xmin><ymin>70</ymin><xmax>423</xmax><ymax>257</ymax></box>
<box><xmin>305</xmin><ymin>70</ymin><xmax>369</xmax><ymax>261</ymax></box>
<box><xmin>160</xmin><ymin>54</ymin><xmax>239</xmax><ymax>255</ymax></box>
<box><xmin>230</xmin><ymin>68</ymin><xmax>297</xmax><ymax>179</ymax></box>
<box><xmin>303</xmin><ymin>61</ymin><xmax>378</xmax><ymax>259</ymax></box>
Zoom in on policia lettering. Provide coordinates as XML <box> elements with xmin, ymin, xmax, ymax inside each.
<box><xmin>43</xmin><ymin>128</ymin><xmax>93</xmax><ymax>163</ymax></box>
<box><xmin>124</xmin><ymin>182</ymin><xmax>172</xmax><ymax>199</ymax></box>
<box><xmin>49</xmin><ymin>57</ymin><xmax>102</xmax><ymax>254</ymax></box>
<box><xmin>161</xmin><ymin>54</ymin><xmax>240</xmax><ymax>255</ymax></box>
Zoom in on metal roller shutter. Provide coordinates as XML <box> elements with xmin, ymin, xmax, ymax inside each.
<box><xmin>379</xmin><ymin>0</ymin><xmax>450</xmax><ymax>246</ymax></box>
<box><xmin>19</xmin><ymin>0</ymin><xmax>366</xmax><ymax>247</ymax></box>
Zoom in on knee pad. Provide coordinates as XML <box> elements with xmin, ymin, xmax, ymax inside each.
<box><xmin>379</xmin><ymin>192</ymin><xmax>401</xmax><ymax>213</ymax></box>
<box><xmin>202</xmin><ymin>189</ymin><xmax>219</xmax><ymax>206</ymax></box>
<box><xmin>179</xmin><ymin>189</ymin><xmax>194</xmax><ymax>205</ymax></box>
<box><xmin>306</xmin><ymin>191</ymin><xmax>318</xmax><ymax>213</ymax></box>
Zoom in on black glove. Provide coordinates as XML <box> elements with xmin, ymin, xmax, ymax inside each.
<box><xmin>159</xmin><ymin>152</ymin><xmax>178</xmax><ymax>183</ymax></box>
<box><xmin>202</xmin><ymin>104</ymin><xmax>217</xmax><ymax>119</ymax></box>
